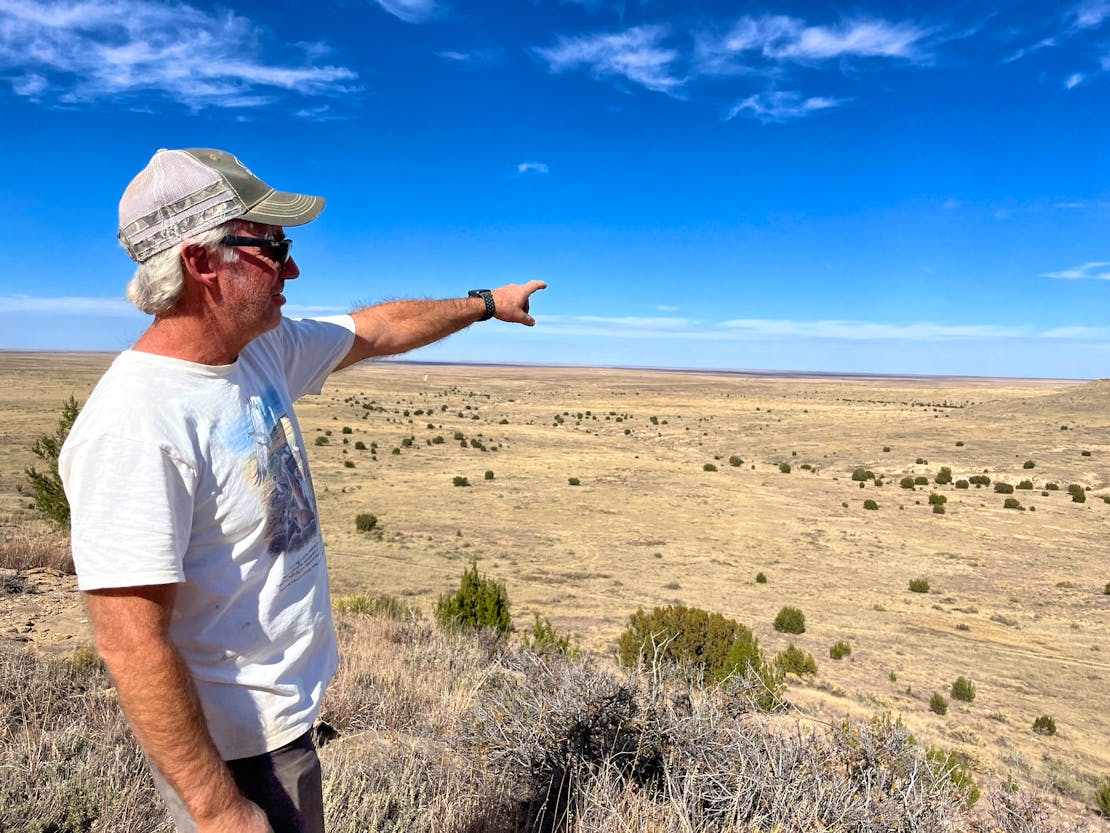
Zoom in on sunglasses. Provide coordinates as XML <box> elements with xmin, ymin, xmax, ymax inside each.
<box><xmin>222</xmin><ymin>235</ymin><xmax>293</xmax><ymax>268</ymax></box>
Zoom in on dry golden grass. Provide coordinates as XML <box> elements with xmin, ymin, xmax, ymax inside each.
<box><xmin>1</xmin><ymin>352</ymin><xmax>1108</xmax><ymax>823</ymax></box>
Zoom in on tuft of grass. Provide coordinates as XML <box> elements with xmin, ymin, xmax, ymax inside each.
<box><xmin>909</xmin><ymin>578</ymin><xmax>930</xmax><ymax>593</ymax></box>
<box><xmin>829</xmin><ymin>641</ymin><xmax>851</xmax><ymax>660</ymax></box>
<box><xmin>1096</xmin><ymin>779</ymin><xmax>1110</xmax><ymax>817</ymax></box>
<box><xmin>355</xmin><ymin>513</ymin><xmax>378</xmax><ymax>532</ymax></box>
<box><xmin>333</xmin><ymin>592</ymin><xmax>416</xmax><ymax>620</ymax></box>
<box><xmin>0</xmin><ymin>518</ymin><xmax>73</xmax><ymax>573</ymax></box>
<box><xmin>452</xmin><ymin>476</ymin><xmax>470</xmax><ymax>487</ymax></box>
<box><xmin>1032</xmin><ymin>715</ymin><xmax>1057</xmax><ymax>736</ymax></box>
<box><xmin>755</xmin><ymin>571</ymin><xmax>767</xmax><ymax>584</ymax></box>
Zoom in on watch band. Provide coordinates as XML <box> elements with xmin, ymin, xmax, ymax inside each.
<box><xmin>468</xmin><ymin>289</ymin><xmax>496</xmax><ymax>321</ymax></box>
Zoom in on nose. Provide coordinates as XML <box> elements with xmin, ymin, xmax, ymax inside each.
<box><xmin>281</xmin><ymin>256</ymin><xmax>300</xmax><ymax>280</ymax></box>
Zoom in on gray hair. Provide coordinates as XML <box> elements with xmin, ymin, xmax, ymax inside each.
<box><xmin>125</xmin><ymin>221</ymin><xmax>241</xmax><ymax>315</ymax></box>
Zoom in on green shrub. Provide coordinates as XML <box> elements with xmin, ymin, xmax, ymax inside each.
<box><xmin>929</xmin><ymin>493</ymin><xmax>947</xmax><ymax>506</ymax></box>
<box><xmin>950</xmin><ymin>676</ymin><xmax>976</xmax><ymax>702</ymax></box>
<box><xmin>522</xmin><ymin>612</ymin><xmax>575</xmax><ymax>656</ymax></box>
<box><xmin>955</xmin><ymin>441</ymin><xmax>965</xmax><ymax>446</ymax></box>
<box><xmin>994</xmin><ymin>482</ymin><xmax>1014</xmax><ymax>494</ymax></box>
<box><xmin>484</xmin><ymin>469</ymin><xmax>495</xmax><ymax>480</ymax></box>
<box><xmin>729</xmin><ymin>455</ymin><xmax>743</xmax><ymax>467</ymax></box>
<box><xmin>1069</xmin><ymin>483</ymin><xmax>1087</xmax><ymax>503</ymax></box>
<box><xmin>851</xmin><ymin>468</ymin><xmax>875</xmax><ymax>481</ymax></box>
<box><xmin>900</xmin><ymin>476</ymin><xmax>916</xmax><ymax>489</ymax></box>
<box><xmin>355</xmin><ymin>513</ymin><xmax>378</xmax><ymax>532</ymax></box>
<box><xmin>935</xmin><ymin>467</ymin><xmax>953</xmax><ymax>485</ymax></box>
<box><xmin>755</xmin><ymin>572</ymin><xmax>767</xmax><ymax>584</ymax></box>
<box><xmin>354</xmin><ymin>440</ymin><xmax>367</xmax><ymax>450</ymax></box>
<box><xmin>703</xmin><ymin>463</ymin><xmax>718</xmax><ymax>472</ymax></box>
<box><xmin>926</xmin><ymin>748</ymin><xmax>980</xmax><ymax>808</ymax></box>
<box><xmin>25</xmin><ymin>396</ymin><xmax>80</xmax><ymax>530</ymax></box>
<box><xmin>969</xmin><ymin>474</ymin><xmax>991</xmax><ymax>487</ymax></box>
<box><xmin>773</xmin><ymin>606</ymin><xmax>806</xmax><ymax>634</ymax></box>
<box><xmin>932</xmin><ymin>504</ymin><xmax>945</xmax><ymax>514</ymax></box>
<box><xmin>1082</xmin><ymin>450</ymin><xmax>1092</xmax><ymax>457</ymax></box>
<box><xmin>341</xmin><ymin>426</ymin><xmax>352</xmax><ymax>434</ymax></box>
<box><xmin>434</xmin><ymin>561</ymin><xmax>511</xmax><ymax>635</ymax></box>
<box><xmin>453</xmin><ymin>430</ymin><xmax>465</xmax><ymax>440</ymax></box>
<box><xmin>617</xmin><ymin>603</ymin><xmax>751</xmax><ymax>679</ymax></box>
<box><xmin>1016</xmin><ymin>480</ymin><xmax>1033</xmax><ymax>490</ymax></box>
<box><xmin>829</xmin><ymin>640</ymin><xmax>851</xmax><ymax>660</ymax></box>
<box><xmin>955</xmin><ymin>479</ymin><xmax>969</xmax><ymax>489</ymax></box>
<box><xmin>1096</xmin><ymin>779</ymin><xmax>1110</xmax><ymax>817</ymax></box>
<box><xmin>1045</xmin><ymin>482</ymin><xmax>1059</xmax><ymax>490</ymax></box>
<box><xmin>775</xmin><ymin>643</ymin><xmax>817</xmax><ymax>676</ymax></box>
<box><xmin>909</xmin><ymin>578</ymin><xmax>930</xmax><ymax>593</ymax></box>
<box><xmin>1104</xmin><ymin>582</ymin><xmax>1110</xmax><ymax>595</ymax></box>
<box><xmin>916</xmin><ymin>457</ymin><xmax>926</xmax><ymax>464</ymax></box>
<box><xmin>1003</xmin><ymin>498</ymin><xmax>1021</xmax><ymax>510</ymax></box>
<box><xmin>568</xmin><ymin>477</ymin><xmax>581</xmax><ymax>486</ymax></box>
<box><xmin>431</xmin><ymin>435</ymin><xmax>445</xmax><ymax>444</ymax></box>
<box><xmin>314</xmin><ymin>435</ymin><xmax>329</xmax><ymax>446</ymax></box>
<box><xmin>1032</xmin><ymin>715</ymin><xmax>1057</xmax><ymax>736</ymax></box>
<box><xmin>778</xmin><ymin>462</ymin><xmax>791</xmax><ymax>473</ymax></box>
<box><xmin>334</xmin><ymin>592</ymin><xmax>413</xmax><ymax>619</ymax></box>
<box><xmin>343</xmin><ymin>460</ymin><xmax>355</xmax><ymax>468</ymax></box>
<box><xmin>929</xmin><ymin>692</ymin><xmax>949</xmax><ymax>715</ymax></box>
<box><xmin>914</xmin><ymin>476</ymin><xmax>928</xmax><ymax>486</ymax></box>
<box><xmin>453</xmin><ymin>476</ymin><xmax>470</xmax><ymax>487</ymax></box>
<box><xmin>1023</xmin><ymin>460</ymin><xmax>1035</xmax><ymax>469</ymax></box>
<box><xmin>863</xmin><ymin>499</ymin><xmax>879</xmax><ymax>510</ymax></box>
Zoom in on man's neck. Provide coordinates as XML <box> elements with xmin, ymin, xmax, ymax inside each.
<box><xmin>132</xmin><ymin>316</ymin><xmax>252</xmax><ymax>366</ymax></box>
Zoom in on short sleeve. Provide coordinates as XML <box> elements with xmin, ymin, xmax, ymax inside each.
<box><xmin>62</xmin><ymin>435</ymin><xmax>197</xmax><ymax>591</ymax></box>
<box><xmin>269</xmin><ymin>315</ymin><xmax>356</xmax><ymax>401</ymax></box>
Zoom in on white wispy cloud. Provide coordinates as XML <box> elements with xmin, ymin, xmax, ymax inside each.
<box><xmin>0</xmin><ymin>0</ymin><xmax>358</xmax><ymax>109</ymax></box>
<box><xmin>1072</xmin><ymin>0</ymin><xmax>1110</xmax><ymax>29</ymax></box>
<box><xmin>436</xmin><ymin>48</ymin><xmax>501</xmax><ymax>65</ymax></box>
<box><xmin>1065</xmin><ymin>72</ymin><xmax>1086</xmax><ymax>88</ymax></box>
<box><xmin>1041</xmin><ymin>262</ymin><xmax>1110</xmax><ymax>280</ymax></box>
<box><xmin>1002</xmin><ymin>35</ymin><xmax>1057</xmax><ymax>64</ymax></box>
<box><xmin>656</xmin><ymin>305</ymin><xmax>679</xmax><ymax>312</ymax></box>
<box><xmin>533</xmin><ymin>315</ymin><xmax>1105</xmax><ymax>343</ymax></box>
<box><xmin>533</xmin><ymin>25</ymin><xmax>683</xmax><ymax>94</ymax></box>
<box><xmin>728</xmin><ymin>90</ymin><xmax>843</xmax><ymax>123</ymax></box>
<box><xmin>0</xmin><ymin>294</ymin><xmax>142</xmax><ymax>317</ymax></box>
<box><xmin>698</xmin><ymin>14</ymin><xmax>930</xmax><ymax>75</ymax></box>
<box><xmin>719</xmin><ymin>318</ymin><xmax>1028</xmax><ymax>341</ymax></box>
<box><xmin>516</xmin><ymin>161</ymin><xmax>550</xmax><ymax>175</ymax></box>
<box><xmin>372</xmin><ymin>0</ymin><xmax>438</xmax><ymax>24</ymax></box>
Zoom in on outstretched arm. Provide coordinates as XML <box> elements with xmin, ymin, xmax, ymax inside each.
<box><xmin>335</xmin><ymin>280</ymin><xmax>547</xmax><ymax>370</ymax></box>
<box><xmin>86</xmin><ymin>585</ymin><xmax>269</xmax><ymax>833</ymax></box>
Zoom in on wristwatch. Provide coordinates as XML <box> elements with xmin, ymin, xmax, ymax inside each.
<box><xmin>468</xmin><ymin>289</ymin><xmax>496</xmax><ymax>321</ymax></box>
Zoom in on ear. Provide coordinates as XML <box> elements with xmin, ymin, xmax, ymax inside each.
<box><xmin>180</xmin><ymin>242</ymin><xmax>220</xmax><ymax>288</ymax></box>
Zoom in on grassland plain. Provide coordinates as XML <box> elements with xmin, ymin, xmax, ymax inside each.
<box><xmin>1</xmin><ymin>351</ymin><xmax>1108</xmax><ymax>824</ymax></box>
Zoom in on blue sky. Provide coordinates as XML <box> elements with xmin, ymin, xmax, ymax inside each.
<box><xmin>2</xmin><ymin>0</ymin><xmax>1110</xmax><ymax>377</ymax></box>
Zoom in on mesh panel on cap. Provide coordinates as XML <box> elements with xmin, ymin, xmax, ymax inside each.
<box><xmin>118</xmin><ymin>150</ymin><xmax>246</xmax><ymax>262</ymax></box>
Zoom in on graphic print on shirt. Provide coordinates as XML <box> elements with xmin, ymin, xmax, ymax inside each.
<box><xmin>246</xmin><ymin>393</ymin><xmax>319</xmax><ymax>557</ymax></box>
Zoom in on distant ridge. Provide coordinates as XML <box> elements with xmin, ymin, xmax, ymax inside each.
<box><xmin>376</xmin><ymin>358</ymin><xmax>1089</xmax><ymax>384</ymax></box>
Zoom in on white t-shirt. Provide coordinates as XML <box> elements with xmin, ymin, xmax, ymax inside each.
<box><xmin>59</xmin><ymin>315</ymin><xmax>356</xmax><ymax>759</ymax></box>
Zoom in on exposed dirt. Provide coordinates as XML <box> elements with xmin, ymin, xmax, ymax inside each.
<box><xmin>0</xmin><ymin>566</ymin><xmax>92</xmax><ymax>658</ymax></box>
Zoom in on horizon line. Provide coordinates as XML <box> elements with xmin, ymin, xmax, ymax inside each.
<box><xmin>0</xmin><ymin>349</ymin><xmax>1093</xmax><ymax>384</ymax></box>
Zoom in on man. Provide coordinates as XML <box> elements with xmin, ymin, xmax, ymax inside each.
<box><xmin>58</xmin><ymin>148</ymin><xmax>546</xmax><ymax>833</ymax></box>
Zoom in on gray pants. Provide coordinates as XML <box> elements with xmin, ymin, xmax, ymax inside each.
<box><xmin>148</xmin><ymin>731</ymin><xmax>324</xmax><ymax>833</ymax></box>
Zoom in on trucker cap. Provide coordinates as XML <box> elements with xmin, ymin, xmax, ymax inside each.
<box><xmin>118</xmin><ymin>148</ymin><xmax>326</xmax><ymax>263</ymax></box>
